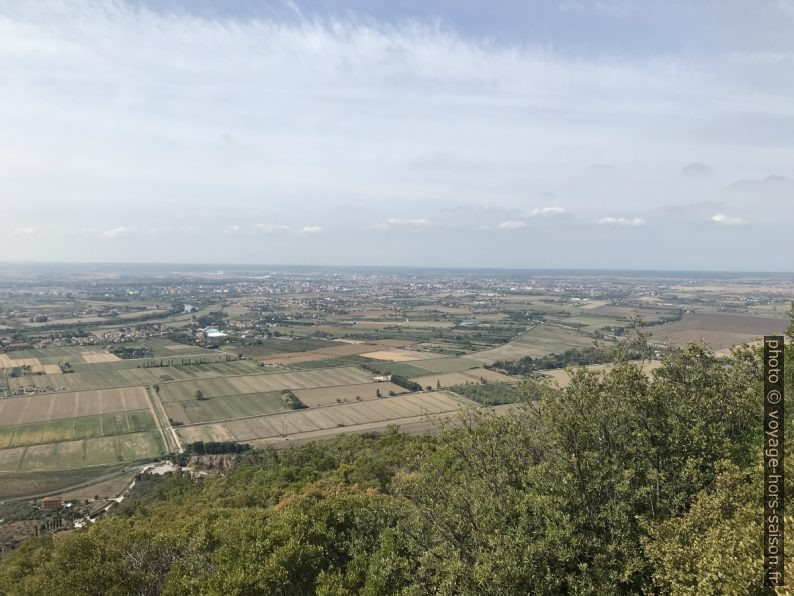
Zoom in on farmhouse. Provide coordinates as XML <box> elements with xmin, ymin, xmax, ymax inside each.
<box><xmin>42</xmin><ymin>496</ymin><xmax>62</xmax><ymax>510</ymax></box>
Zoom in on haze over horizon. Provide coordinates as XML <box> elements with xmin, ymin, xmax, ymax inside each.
<box><xmin>2</xmin><ymin>1</ymin><xmax>793</xmax><ymax>270</ymax></box>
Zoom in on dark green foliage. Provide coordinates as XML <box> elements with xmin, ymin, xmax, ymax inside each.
<box><xmin>280</xmin><ymin>390</ymin><xmax>307</xmax><ymax>410</ymax></box>
<box><xmin>489</xmin><ymin>345</ymin><xmax>645</xmax><ymax>375</ymax></box>
<box><xmin>359</xmin><ymin>361</ymin><xmax>433</xmax><ymax>378</ymax></box>
<box><xmin>184</xmin><ymin>441</ymin><xmax>252</xmax><ymax>455</ymax></box>
<box><xmin>110</xmin><ymin>345</ymin><xmax>153</xmax><ymax>359</ymax></box>
<box><xmin>388</xmin><ymin>374</ymin><xmax>422</xmax><ymax>392</ymax></box>
<box><xmin>450</xmin><ymin>381</ymin><xmax>521</xmax><ymax>405</ymax></box>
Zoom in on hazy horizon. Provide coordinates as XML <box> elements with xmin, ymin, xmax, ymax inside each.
<box><xmin>2</xmin><ymin>1</ymin><xmax>793</xmax><ymax>269</ymax></box>
<box><xmin>2</xmin><ymin>259</ymin><xmax>794</xmax><ymax>278</ymax></box>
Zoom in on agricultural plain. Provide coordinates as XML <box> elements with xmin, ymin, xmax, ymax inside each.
<box><xmin>2</xmin><ymin>266</ymin><xmax>791</xmax><ymax>499</ymax></box>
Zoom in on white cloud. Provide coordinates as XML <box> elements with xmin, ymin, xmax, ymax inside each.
<box><xmin>493</xmin><ymin>220</ymin><xmax>528</xmax><ymax>230</ymax></box>
<box><xmin>300</xmin><ymin>226</ymin><xmax>324</xmax><ymax>235</ymax></box>
<box><xmin>596</xmin><ymin>217</ymin><xmax>646</xmax><ymax>227</ymax></box>
<box><xmin>387</xmin><ymin>218</ymin><xmax>432</xmax><ymax>227</ymax></box>
<box><xmin>14</xmin><ymin>227</ymin><xmax>36</xmax><ymax>235</ymax></box>
<box><xmin>480</xmin><ymin>208</ymin><xmax>568</xmax><ymax>230</ymax></box>
<box><xmin>529</xmin><ymin>207</ymin><xmax>568</xmax><ymax>217</ymax></box>
<box><xmin>99</xmin><ymin>226</ymin><xmax>132</xmax><ymax>239</ymax></box>
<box><xmin>224</xmin><ymin>225</ymin><xmax>241</xmax><ymax>234</ymax></box>
<box><xmin>710</xmin><ymin>213</ymin><xmax>748</xmax><ymax>226</ymax></box>
<box><xmin>371</xmin><ymin>218</ymin><xmax>433</xmax><ymax>230</ymax></box>
<box><xmin>254</xmin><ymin>224</ymin><xmax>289</xmax><ymax>234</ymax></box>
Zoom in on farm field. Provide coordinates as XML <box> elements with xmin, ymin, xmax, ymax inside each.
<box><xmin>259</xmin><ymin>342</ymin><xmax>383</xmax><ymax>365</ymax></box>
<box><xmin>2</xmin><ymin>346</ymin><xmax>125</xmax><ymax>365</ymax></box>
<box><xmin>360</xmin><ymin>349</ymin><xmax>434</xmax><ymax>362</ymax></box>
<box><xmin>6</xmin><ymin>359</ymin><xmax>269</xmax><ymax>394</ymax></box>
<box><xmin>66</xmin><ymin>355</ymin><xmax>253</xmax><ymax>372</ymax></box>
<box><xmin>0</xmin><ymin>387</ymin><xmax>151</xmax><ymax>427</ymax></box>
<box><xmin>539</xmin><ymin>360</ymin><xmax>663</xmax><ymax>388</ymax></box>
<box><xmin>355</xmin><ymin>360</ymin><xmax>435</xmax><ymax>378</ymax></box>
<box><xmin>157</xmin><ymin>366</ymin><xmax>374</xmax><ymax>402</ymax></box>
<box><xmin>0</xmin><ymin>410</ymin><xmax>158</xmax><ymax>449</ymax></box>
<box><xmin>410</xmin><ymin>356</ymin><xmax>481</xmax><ymax>373</ymax></box>
<box><xmin>292</xmin><ymin>382</ymin><xmax>408</xmax><ymax>407</ymax></box>
<box><xmin>0</xmin><ymin>465</ymin><xmax>131</xmax><ymax>500</ymax></box>
<box><xmin>175</xmin><ymin>391</ymin><xmax>474</xmax><ymax>445</ymax></box>
<box><xmin>649</xmin><ymin>312</ymin><xmax>788</xmax><ymax>349</ymax></box>
<box><xmin>467</xmin><ymin>324</ymin><xmax>599</xmax><ymax>364</ymax></box>
<box><xmin>413</xmin><ymin>368</ymin><xmax>514</xmax><ymax>389</ymax></box>
<box><xmin>0</xmin><ymin>355</ymin><xmax>45</xmax><ymax>372</ymax></box>
<box><xmin>0</xmin><ymin>431</ymin><xmax>165</xmax><ymax>473</ymax></box>
<box><xmin>163</xmin><ymin>392</ymin><xmax>288</xmax><ymax>425</ymax></box>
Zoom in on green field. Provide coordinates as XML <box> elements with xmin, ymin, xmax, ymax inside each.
<box><xmin>0</xmin><ymin>465</ymin><xmax>130</xmax><ymax>499</ymax></box>
<box><xmin>163</xmin><ymin>392</ymin><xmax>288</xmax><ymax>425</ymax></box>
<box><xmin>157</xmin><ymin>367</ymin><xmax>373</xmax><ymax>402</ymax></box>
<box><xmin>357</xmin><ymin>361</ymin><xmax>436</xmax><ymax>378</ymax></box>
<box><xmin>0</xmin><ymin>410</ymin><xmax>158</xmax><ymax>449</ymax></box>
<box><xmin>467</xmin><ymin>324</ymin><xmax>600</xmax><ymax>364</ymax></box>
<box><xmin>7</xmin><ymin>359</ymin><xmax>272</xmax><ymax>393</ymax></box>
<box><xmin>410</xmin><ymin>356</ymin><xmax>481</xmax><ymax>374</ymax></box>
<box><xmin>450</xmin><ymin>382</ymin><xmax>522</xmax><ymax>406</ymax></box>
<box><xmin>0</xmin><ymin>431</ymin><xmax>166</xmax><ymax>472</ymax></box>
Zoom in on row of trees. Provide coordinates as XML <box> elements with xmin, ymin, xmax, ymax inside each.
<box><xmin>489</xmin><ymin>344</ymin><xmax>646</xmax><ymax>375</ymax></box>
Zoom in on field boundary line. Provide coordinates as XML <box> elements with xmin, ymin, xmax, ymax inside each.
<box><xmin>145</xmin><ymin>386</ymin><xmax>182</xmax><ymax>454</ymax></box>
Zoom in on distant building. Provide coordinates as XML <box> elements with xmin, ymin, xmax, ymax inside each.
<box><xmin>373</xmin><ymin>375</ymin><xmax>392</xmax><ymax>382</ymax></box>
<box><xmin>203</xmin><ymin>327</ymin><xmax>228</xmax><ymax>338</ymax></box>
<box><xmin>5</xmin><ymin>342</ymin><xmax>32</xmax><ymax>351</ymax></box>
<box><xmin>42</xmin><ymin>496</ymin><xmax>62</xmax><ymax>510</ymax></box>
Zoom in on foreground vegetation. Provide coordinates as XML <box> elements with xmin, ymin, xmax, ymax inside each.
<box><xmin>1</xmin><ymin>330</ymin><xmax>792</xmax><ymax>593</ymax></box>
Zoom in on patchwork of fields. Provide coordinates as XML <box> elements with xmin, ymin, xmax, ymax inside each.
<box><xmin>6</xmin><ymin>359</ymin><xmax>268</xmax><ymax>394</ymax></box>
<box><xmin>1</xmin><ymin>338</ymin><xmax>489</xmax><ymax>476</ymax></box>
<box><xmin>648</xmin><ymin>313</ymin><xmax>788</xmax><ymax>349</ymax></box>
<box><xmin>176</xmin><ymin>391</ymin><xmax>473</xmax><ymax>446</ymax></box>
<box><xmin>1</xmin><ymin>300</ymin><xmax>776</xmax><ymax>483</ymax></box>
<box><xmin>413</xmin><ymin>368</ymin><xmax>514</xmax><ymax>389</ymax></box>
<box><xmin>467</xmin><ymin>324</ymin><xmax>599</xmax><ymax>364</ymax></box>
<box><xmin>163</xmin><ymin>392</ymin><xmax>287</xmax><ymax>425</ymax></box>
<box><xmin>157</xmin><ymin>366</ymin><xmax>373</xmax><ymax>402</ymax></box>
<box><xmin>0</xmin><ymin>387</ymin><xmax>150</xmax><ymax>426</ymax></box>
<box><xmin>0</xmin><ymin>385</ymin><xmax>164</xmax><ymax>471</ymax></box>
<box><xmin>0</xmin><ymin>433</ymin><xmax>165</xmax><ymax>473</ymax></box>
<box><xmin>0</xmin><ymin>411</ymin><xmax>158</xmax><ymax>449</ymax></box>
<box><xmin>293</xmin><ymin>382</ymin><xmax>408</xmax><ymax>407</ymax></box>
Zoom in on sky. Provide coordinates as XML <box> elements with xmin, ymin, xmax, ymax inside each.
<box><xmin>1</xmin><ymin>0</ymin><xmax>793</xmax><ymax>270</ymax></box>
